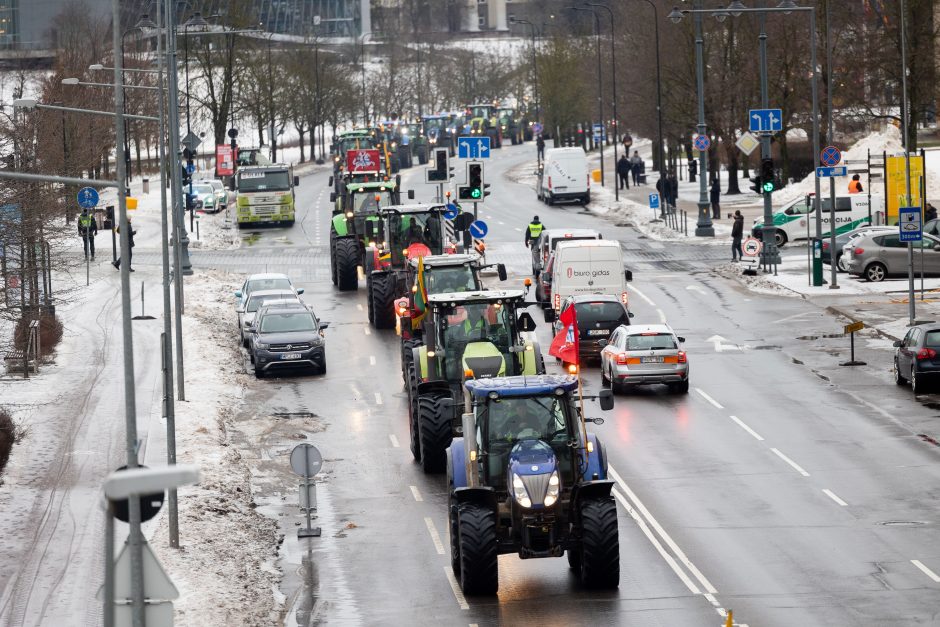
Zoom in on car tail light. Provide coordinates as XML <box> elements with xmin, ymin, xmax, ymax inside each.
<box><xmin>548</xmin><ymin>176</ymin><xmax>553</xmax><ymax>190</ymax></box>
<box><xmin>854</xmin><ymin>247</ymin><xmax>864</xmax><ymax>255</ymax></box>
<box><xmin>554</xmin><ymin>293</ymin><xmax>560</xmax><ymax>309</ymax></box>
<box><xmin>917</xmin><ymin>348</ymin><xmax>937</xmax><ymax>360</ymax></box>
<box><xmin>620</xmin><ymin>292</ymin><xmax>628</xmax><ymax>305</ymax></box>
<box><xmin>616</xmin><ymin>353</ymin><xmax>629</xmax><ymax>365</ymax></box>
<box><xmin>822</xmin><ymin>241</ymin><xmax>829</xmax><ymax>250</ymax></box>
<box><xmin>677</xmin><ymin>351</ymin><xmax>688</xmax><ymax>363</ymax></box>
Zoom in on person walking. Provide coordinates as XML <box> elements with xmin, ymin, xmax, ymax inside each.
<box><xmin>112</xmin><ymin>218</ymin><xmax>137</xmax><ymax>272</ymax></box>
<box><xmin>630</xmin><ymin>150</ymin><xmax>643</xmax><ymax>185</ymax></box>
<box><xmin>666</xmin><ymin>170</ymin><xmax>679</xmax><ymax>211</ymax></box>
<box><xmin>536</xmin><ymin>135</ymin><xmax>545</xmax><ymax>161</ymax></box>
<box><xmin>710</xmin><ymin>178</ymin><xmax>721</xmax><ymax>219</ymax></box>
<box><xmin>525</xmin><ymin>215</ymin><xmax>544</xmax><ymax>248</ymax></box>
<box><xmin>78</xmin><ymin>207</ymin><xmax>98</xmax><ymax>261</ymax></box>
<box><xmin>848</xmin><ymin>173</ymin><xmax>863</xmax><ymax>194</ymax></box>
<box><xmin>616</xmin><ymin>154</ymin><xmax>631</xmax><ymax>191</ymax></box>
<box><xmin>926</xmin><ymin>203</ymin><xmax>938</xmax><ymax>222</ymax></box>
<box><xmin>731</xmin><ymin>210</ymin><xmax>744</xmax><ymax>261</ymax></box>
<box><xmin>689</xmin><ymin>158</ymin><xmax>698</xmax><ymax>183</ymax></box>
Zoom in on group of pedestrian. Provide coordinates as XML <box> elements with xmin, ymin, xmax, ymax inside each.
<box><xmin>655</xmin><ymin>171</ymin><xmax>679</xmax><ymax>213</ymax></box>
<box><xmin>77</xmin><ymin>206</ymin><xmax>136</xmax><ymax>272</ymax></box>
<box><xmin>616</xmin><ymin>151</ymin><xmax>646</xmax><ymax>190</ymax></box>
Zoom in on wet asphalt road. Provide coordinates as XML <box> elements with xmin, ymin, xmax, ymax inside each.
<box><xmin>224</xmin><ymin>143</ymin><xmax>940</xmax><ymax>626</ymax></box>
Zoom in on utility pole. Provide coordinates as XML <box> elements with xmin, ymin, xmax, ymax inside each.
<box><xmin>693</xmin><ymin>0</ymin><xmax>714</xmax><ymax>236</ymax></box>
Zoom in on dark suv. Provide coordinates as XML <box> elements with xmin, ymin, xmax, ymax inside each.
<box><xmin>249</xmin><ymin>305</ymin><xmax>329</xmax><ymax>377</ymax></box>
<box><xmin>554</xmin><ymin>294</ymin><xmax>633</xmax><ymax>363</ymax></box>
<box><xmin>894</xmin><ymin>323</ymin><xmax>940</xmax><ymax>394</ymax></box>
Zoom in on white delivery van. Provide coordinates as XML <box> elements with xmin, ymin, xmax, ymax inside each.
<box><xmin>546</xmin><ymin>240</ymin><xmax>632</xmax><ymax>322</ymax></box>
<box><xmin>537</xmin><ymin>147</ymin><xmax>590</xmax><ymax>205</ymax></box>
<box><xmin>531</xmin><ymin>228</ymin><xmax>602</xmax><ymax>277</ymax></box>
<box><xmin>751</xmin><ymin>193</ymin><xmax>884</xmax><ymax>247</ymax></box>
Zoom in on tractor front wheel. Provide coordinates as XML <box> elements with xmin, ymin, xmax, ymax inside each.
<box><xmin>417</xmin><ymin>392</ymin><xmax>452</xmax><ymax>473</ymax></box>
<box><xmin>578</xmin><ymin>497</ymin><xmax>620</xmax><ymax>589</ymax></box>
<box><xmin>334</xmin><ymin>237</ymin><xmax>359</xmax><ymax>291</ymax></box>
<box><xmin>457</xmin><ymin>502</ymin><xmax>499</xmax><ymax>595</ymax></box>
<box><xmin>370</xmin><ymin>273</ymin><xmax>397</xmax><ymax>329</ymax></box>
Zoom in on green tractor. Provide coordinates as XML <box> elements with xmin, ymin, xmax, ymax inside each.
<box><xmin>331</xmin><ymin>129</ymin><xmax>377</xmax><ymax>183</ymax></box>
<box><xmin>402</xmin><ymin>121</ymin><xmax>428</xmax><ymax>165</ymax></box>
<box><xmin>362</xmin><ymin>204</ymin><xmax>459</xmax><ymax>330</ymax></box>
<box><xmin>406</xmin><ymin>290</ymin><xmax>544</xmax><ymax>473</ymax></box>
<box><xmin>466</xmin><ymin>104</ymin><xmax>502</xmax><ymax>148</ymax></box>
<box><xmin>329</xmin><ymin>180</ymin><xmax>413</xmax><ymax>291</ymax></box>
<box><xmin>447</xmin><ymin>374</ymin><xmax>618</xmax><ymax>594</ymax></box>
<box><xmin>497</xmin><ymin>107</ymin><xmax>526</xmax><ymax>145</ymax></box>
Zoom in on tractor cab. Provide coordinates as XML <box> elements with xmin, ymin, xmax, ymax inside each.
<box><xmin>446</xmin><ymin>375</ymin><xmax>617</xmax><ymax>595</ymax></box>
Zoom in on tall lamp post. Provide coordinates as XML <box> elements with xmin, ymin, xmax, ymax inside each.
<box><xmin>568</xmin><ymin>6</ymin><xmax>604</xmax><ymax>187</ymax></box>
<box><xmin>585</xmin><ymin>2</ymin><xmax>619</xmax><ymax>200</ymax></box>
<box><xmin>511</xmin><ymin>17</ymin><xmax>542</xmax><ymax>165</ymax></box>
<box><xmin>627</xmin><ymin>0</ymin><xmax>665</xmax><ymax>187</ymax></box>
<box><xmin>360</xmin><ymin>31</ymin><xmax>374</xmax><ymax>125</ymax></box>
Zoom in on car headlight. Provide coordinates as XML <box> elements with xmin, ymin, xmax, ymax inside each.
<box><xmin>543</xmin><ymin>471</ymin><xmax>560</xmax><ymax>507</ymax></box>
<box><xmin>512</xmin><ymin>473</ymin><xmax>531</xmax><ymax>508</ymax></box>
<box><xmin>254</xmin><ymin>341</ymin><xmax>269</xmax><ymax>349</ymax></box>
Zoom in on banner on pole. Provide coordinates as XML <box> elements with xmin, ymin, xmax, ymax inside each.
<box><xmin>886</xmin><ymin>155</ymin><xmax>924</xmax><ymax>225</ymax></box>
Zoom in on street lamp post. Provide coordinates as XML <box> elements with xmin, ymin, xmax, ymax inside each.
<box><xmin>586</xmin><ymin>2</ymin><xmax>619</xmax><ymax>200</ymax></box>
<box><xmin>900</xmin><ymin>0</ymin><xmax>916</xmax><ymax>324</ymax></box>
<box><xmin>360</xmin><ymin>31</ymin><xmax>373</xmax><ymax>125</ymax></box>
<box><xmin>629</xmin><ymin>0</ymin><xmax>665</xmax><ymax>190</ymax></box>
<box><xmin>569</xmin><ymin>6</ymin><xmax>604</xmax><ymax>187</ymax></box>
<box><xmin>511</xmin><ymin>18</ymin><xmax>541</xmax><ymax>165</ymax></box>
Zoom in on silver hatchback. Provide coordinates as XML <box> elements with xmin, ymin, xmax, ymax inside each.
<box><xmin>844</xmin><ymin>231</ymin><xmax>940</xmax><ymax>282</ymax></box>
<box><xmin>599</xmin><ymin>324</ymin><xmax>689</xmax><ymax>394</ymax></box>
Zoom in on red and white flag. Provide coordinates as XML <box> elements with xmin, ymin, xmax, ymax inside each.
<box><xmin>548</xmin><ymin>304</ymin><xmax>579</xmax><ymax>365</ymax></box>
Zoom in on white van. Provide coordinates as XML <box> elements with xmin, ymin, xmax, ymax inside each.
<box><xmin>546</xmin><ymin>240</ymin><xmax>632</xmax><ymax>322</ymax></box>
<box><xmin>531</xmin><ymin>228</ymin><xmax>602</xmax><ymax>277</ymax></box>
<box><xmin>751</xmin><ymin>193</ymin><xmax>884</xmax><ymax>247</ymax></box>
<box><xmin>537</xmin><ymin>147</ymin><xmax>590</xmax><ymax>205</ymax></box>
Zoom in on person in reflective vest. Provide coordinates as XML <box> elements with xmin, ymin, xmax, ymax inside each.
<box><xmin>78</xmin><ymin>207</ymin><xmax>98</xmax><ymax>260</ymax></box>
<box><xmin>525</xmin><ymin>216</ymin><xmax>544</xmax><ymax>248</ymax></box>
<box><xmin>848</xmin><ymin>174</ymin><xmax>863</xmax><ymax>194</ymax></box>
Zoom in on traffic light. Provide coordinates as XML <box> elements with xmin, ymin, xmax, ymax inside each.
<box><xmin>426</xmin><ymin>148</ymin><xmax>451</xmax><ymax>183</ymax></box>
<box><xmin>467</xmin><ymin>162</ymin><xmax>483</xmax><ymax>200</ymax></box>
<box><xmin>749</xmin><ymin>173</ymin><xmax>762</xmax><ymax>195</ymax></box>
<box><xmin>760</xmin><ymin>158</ymin><xmax>775</xmax><ymax>193</ymax></box>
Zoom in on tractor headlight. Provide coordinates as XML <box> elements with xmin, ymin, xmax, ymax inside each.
<box><xmin>512</xmin><ymin>473</ymin><xmax>531</xmax><ymax>508</ymax></box>
<box><xmin>346</xmin><ymin>211</ymin><xmax>354</xmax><ymax>218</ymax></box>
<box><xmin>543</xmin><ymin>471</ymin><xmax>560</xmax><ymax>507</ymax></box>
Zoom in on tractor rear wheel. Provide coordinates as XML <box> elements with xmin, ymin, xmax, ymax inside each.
<box><xmin>578</xmin><ymin>497</ymin><xmax>620</xmax><ymax>589</ymax></box>
<box><xmin>457</xmin><ymin>502</ymin><xmax>499</xmax><ymax>595</ymax></box>
<box><xmin>370</xmin><ymin>273</ymin><xmax>397</xmax><ymax>329</ymax></box>
<box><xmin>401</xmin><ymin>339</ymin><xmax>420</xmax><ymax>384</ymax></box>
<box><xmin>334</xmin><ymin>237</ymin><xmax>359</xmax><ymax>292</ymax></box>
<box><xmin>406</xmin><ymin>363</ymin><xmax>421</xmax><ymax>461</ymax></box>
<box><xmin>417</xmin><ymin>392</ymin><xmax>452</xmax><ymax>473</ymax></box>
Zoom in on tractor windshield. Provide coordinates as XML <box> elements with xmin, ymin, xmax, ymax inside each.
<box><xmin>439</xmin><ymin>302</ymin><xmax>512</xmax><ymax>379</ymax></box>
<box><xmin>388</xmin><ymin>213</ymin><xmax>445</xmax><ymax>264</ymax></box>
<box><xmin>352</xmin><ymin>190</ymin><xmax>393</xmax><ymax>214</ymax></box>
<box><xmin>424</xmin><ymin>117</ymin><xmax>446</xmax><ymax>131</ymax></box>
<box><xmin>338</xmin><ymin>136</ymin><xmax>375</xmax><ymax>154</ymax></box>
<box><xmin>425</xmin><ymin>266</ymin><xmax>479</xmax><ymax>295</ymax></box>
<box><xmin>470</xmin><ymin>106</ymin><xmax>493</xmax><ymax>119</ymax></box>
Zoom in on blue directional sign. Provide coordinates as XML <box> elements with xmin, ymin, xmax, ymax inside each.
<box><xmin>186</xmin><ymin>163</ymin><xmax>196</xmax><ymax>174</ymax></box>
<box><xmin>815</xmin><ymin>166</ymin><xmax>847</xmax><ymax>178</ymax></box>
<box><xmin>649</xmin><ymin>193</ymin><xmax>660</xmax><ymax>210</ymax></box>
<box><xmin>469</xmin><ymin>220</ymin><xmax>488</xmax><ymax>239</ymax></box>
<box><xmin>820</xmin><ymin>145</ymin><xmax>842</xmax><ymax>167</ymax></box>
<box><xmin>693</xmin><ymin>134</ymin><xmax>710</xmax><ymax>152</ymax></box>
<box><xmin>77</xmin><ymin>187</ymin><xmax>99</xmax><ymax>208</ymax></box>
<box><xmin>749</xmin><ymin>108</ymin><xmax>783</xmax><ymax>133</ymax></box>
<box><xmin>532</xmin><ymin>122</ymin><xmax>543</xmax><ymax>135</ymax></box>
<box><xmin>899</xmin><ymin>206</ymin><xmax>922</xmax><ymax>242</ymax></box>
<box><xmin>443</xmin><ymin>203</ymin><xmax>459</xmax><ymax>220</ymax></box>
<box><xmin>457</xmin><ymin>136</ymin><xmax>490</xmax><ymax>159</ymax></box>
<box><xmin>592</xmin><ymin>123</ymin><xmax>604</xmax><ymax>141</ymax></box>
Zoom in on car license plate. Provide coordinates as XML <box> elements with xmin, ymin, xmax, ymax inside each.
<box><xmin>280</xmin><ymin>353</ymin><xmax>301</xmax><ymax>360</ymax></box>
<box><xmin>555</xmin><ymin>186</ymin><xmax>567</xmax><ymax>191</ymax></box>
<box><xmin>587</xmin><ymin>329</ymin><xmax>610</xmax><ymax>336</ymax></box>
<box><xmin>641</xmin><ymin>356</ymin><xmax>664</xmax><ymax>363</ymax></box>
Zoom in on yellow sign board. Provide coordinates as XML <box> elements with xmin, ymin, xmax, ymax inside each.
<box><xmin>126</xmin><ymin>197</ymin><xmax>138</xmax><ymax>210</ymax></box>
<box><xmin>885</xmin><ymin>155</ymin><xmax>924</xmax><ymax>224</ymax></box>
<box><xmin>844</xmin><ymin>321</ymin><xmax>864</xmax><ymax>334</ymax></box>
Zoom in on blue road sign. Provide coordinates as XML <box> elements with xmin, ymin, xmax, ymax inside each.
<box><xmin>815</xmin><ymin>166</ymin><xmax>847</xmax><ymax>178</ymax></box>
<box><xmin>749</xmin><ymin>108</ymin><xmax>783</xmax><ymax>133</ymax></box>
<box><xmin>469</xmin><ymin>220</ymin><xmax>488</xmax><ymax>239</ymax></box>
<box><xmin>693</xmin><ymin>134</ymin><xmax>710</xmax><ymax>152</ymax></box>
<box><xmin>820</xmin><ymin>145</ymin><xmax>842</xmax><ymax>167</ymax></box>
<box><xmin>649</xmin><ymin>193</ymin><xmax>660</xmax><ymax>210</ymax></box>
<box><xmin>457</xmin><ymin>136</ymin><xmax>491</xmax><ymax>159</ymax></box>
<box><xmin>77</xmin><ymin>187</ymin><xmax>99</xmax><ymax>208</ymax></box>
<box><xmin>186</xmin><ymin>163</ymin><xmax>196</xmax><ymax>174</ymax></box>
<box><xmin>443</xmin><ymin>203</ymin><xmax>459</xmax><ymax>220</ymax></box>
<box><xmin>899</xmin><ymin>206</ymin><xmax>922</xmax><ymax>242</ymax></box>
<box><xmin>532</xmin><ymin>123</ymin><xmax>543</xmax><ymax>135</ymax></box>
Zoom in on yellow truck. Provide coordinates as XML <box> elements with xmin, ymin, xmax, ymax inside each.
<box><xmin>235</xmin><ymin>164</ymin><xmax>299</xmax><ymax>227</ymax></box>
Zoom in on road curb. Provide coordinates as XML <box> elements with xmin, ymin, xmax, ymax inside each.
<box><xmin>824</xmin><ymin>305</ymin><xmax>902</xmax><ymax>342</ymax></box>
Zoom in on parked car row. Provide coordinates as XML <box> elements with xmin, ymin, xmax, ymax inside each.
<box><xmin>233</xmin><ymin>273</ymin><xmax>327</xmax><ymax>378</ymax></box>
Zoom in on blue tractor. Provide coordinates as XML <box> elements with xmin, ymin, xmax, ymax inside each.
<box><xmin>446</xmin><ymin>375</ymin><xmax>618</xmax><ymax>595</ymax></box>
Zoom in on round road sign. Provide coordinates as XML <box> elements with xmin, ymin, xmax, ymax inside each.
<box><xmin>469</xmin><ymin>220</ymin><xmax>488</xmax><ymax>239</ymax></box>
<box><xmin>111</xmin><ymin>465</ymin><xmax>165</xmax><ymax>523</ymax></box>
<box><xmin>532</xmin><ymin>123</ymin><xmax>543</xmax><ymax>135</ymax></box>
<box><xmin>289</xmin><ymin>443</ymin><xmax>323</xmax><ymax>478</ymax></box>
<box><xmin>742</xmin><ymin>237</ymin><xmax>762</xmax><ymax>257</ymax></box>
<box><xmin>77</xmin><ymin>187</ymin><xmax>99</xmax><ymax>208</ymax></box>
<box><xmin>693</xmin><ymin>134</ymin><xmax>711</xmax><ymax>152</ymax></box>
<box><xmin>820</xmin><ymin>145</ymin><xmax>842</xmax><ymax>167</ymax></box>
<box><xmin>444</xmin><ymin>203</ymin><xmax>459</xmax><ymax>220</ymax></box>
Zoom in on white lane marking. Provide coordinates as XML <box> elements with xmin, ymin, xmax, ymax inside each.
<box><xmin>729</xmin><ymin>415</ymin><xmax>764</xmax><ymax>441</ymax></box>
<box><xmin>822</xmin><ymin>489</ymin><xmax>848</xmax><ymax>507</ymax></box>
<box><xmin>410</xmin><ymin>485</ymin><xmax>423</xmax><ymax>502</ymax></box>
<box><xmin>609</xmin><ymin>465</ymin><xmax>718</xmax><ymax>594</ymax></box>
<box><xmin>911</xmin><ymin>559</ymin><xmax>940</xmax><ymax>583</ymax></box>
<box><xmin>772</xmin><ymin>311</ymin><xmax>816</xmax><ymax>324</ymax></box>
<box><xmin>686</xmin><ymin>284</ymin><xmax>707</xmax><ymax>295</ymax></box>
<box><xmin>389</xmin><ymin>434</ymin><xmax>400</xmax><ymax>448</ymax></box>
<box><xmin>443</xmin><ymin>567</ymin><xmax>470</xmax><ymax>610</ymax></box>
<box><xmin>627</xmin><ymin>284</ymin><xmax>656</xmax><ymax>307</ymax></box>
<box><xmin>369</xmin><ymin>355</ymin><xmax>376</xmax><ymax>366</ymax></box>
<box><xmin>514</xmin><ymin>227</ymin><xmax>523</xmax><ymax>232</ymax></box>
<box><xmin>657</xmin><ymin>308</ymin><xmax>667</xmax><ymax>323</ymax></box>
<box><xmin>611</xmin><ymin>489</ymin><xmax>701</xmax><ymax>595</ymax></box>
<box><xmin>356</xmin><ymin>303</ymin><xmax>364</xmax><ymax>311</ymax></box>
<box><xmin>349</xmin><ymin>383</ymin><xmax>362</xmax><ymax>397</ymax></box>
<box><xmin>364</xmin><ymin>327</ymin><xmax>371</xmax><ymax>336</ymax></box>
<box><xmin>374</xmin><ymin>392</ymin><xmax>383</xmax><ymax>405</ymax></box>
<box><xmin>703</xmin><ymin>593</ymin><xmax>721</xmax><ymax>607</ymax></box>
<box><xmin>424</xmin><ymin>517</ymin><xmax>445</xmax><ymax>554</ymax></box>
<box><xmin>770</xmin><ymin>448</ymin><xmax>810</xmax><ymax>477</ymax></box>
<box><xmin>695</xmin><ymin>388</ymin><xmax>724</xmax><ymax>409</ymax></box>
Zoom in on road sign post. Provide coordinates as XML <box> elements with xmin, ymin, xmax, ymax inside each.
<box><xmin>840</xmin><ymin>321</ymin><xmax>867</xmax><ymax>367</ymax></box>
<box><xmin>899</xmin><ymin>206</ymin><xmax>922</xmax><ymax>242</ymax></box>
<box><xmin>819</xmin><ymin>145</ymin><xmax>843</xmax><ymax>290</ymax></box>
<box><xmin>290</xmin><ymin>443</ymin><xmax>323</xmax><ymax>538</ymax></box>
<box><xmin>649</xmin><ymin>193</ymin><xmax>662</xmax><ymax>222</ymax></box>
<box><xmin>741</xmin><ymin>237</ymin><xmax>761</xmax><ymax>276</ymax></box>
<box><xmin>748</xmin><ymin>108</ymin><xmax>783</xmax><ymax>133</ymax></box>
<box><xmin>457</xmin><ymin>136</ymin><xmax>490</xmax><ymax>159</ymax></box>
<box><xmin>77</xmin><ymin>186</ymin><xmax>100</xmax><ymax>208</ymax></box>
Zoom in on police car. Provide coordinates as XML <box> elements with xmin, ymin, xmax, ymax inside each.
<box><xmin>751</xmin><ymin>193</ymin><xmax>883</xmax><ymax>247</ymax></box>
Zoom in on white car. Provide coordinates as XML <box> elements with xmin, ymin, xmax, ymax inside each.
<box><xmin>234</xmin><ymin>273</ymin><xmax>302</xmax><ymax>310</ymax></box>
<box><xmin>237</xmin><ymin>290</ymin><xmax>300</xmax><ymax>347</ymax></box>
<box><xmin>599</xmin><ymin>324</ymin><xmax>689</xmax><ymax>394</ymax></box>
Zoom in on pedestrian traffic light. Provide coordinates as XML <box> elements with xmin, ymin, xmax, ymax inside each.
<box><xmin>760</xmin><ymin>158</ymin><xmax>775</xmax><ymax>193</ymax></box>
<box><xmin>426</xmin><ymin>148</ymin><xmax>451</xmax><ymax>183</ymax></box>
<box><xmin>467</xmin><ymin>162</ymin><xmax>484</xmax><ymax>200</ymax></box>
<box><xmin>749</xmin><ymin>173</ymin><xmax>762</xmax><ymax>195</ymax></box>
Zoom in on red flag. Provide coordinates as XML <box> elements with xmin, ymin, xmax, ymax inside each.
<box><xmin>548</xmin><ymin>304</ymin><xmax>579</xmax><ymax>365</ymax></box>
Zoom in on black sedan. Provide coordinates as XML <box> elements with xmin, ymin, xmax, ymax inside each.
<box><xmin>249</xmin><ymin>305</ymin><xmax>328</xmax><ymax>377</ymax></box>
<box><xmin>553</xmin><ymin>294</ymin><xmax>633</xmax><ymax>364</ymax></box>
<box><xmin>894</xmin><ymin>323</ymin><xmax>940</xmax><ymax>394</ymax></box>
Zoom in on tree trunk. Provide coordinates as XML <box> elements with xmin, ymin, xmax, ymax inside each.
<box><xmin>726</xmin><ymin>148</ymin><xmax>741</xmax><ymax>194</ymax></box>
<box><xmin>298</xmin><ymin>126</ymin><xmax>306</xmax><ymax>163</ymax></box>
<box><xmin>134</xmin><ymin>135</ymin><xmax>142</xmax><ymax>178</ymax></box>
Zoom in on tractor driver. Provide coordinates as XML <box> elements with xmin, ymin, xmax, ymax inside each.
<box><xmin>490</xmin><ymin>399</ymin><xmax>545</xmax><ymax>443</ymax></box>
